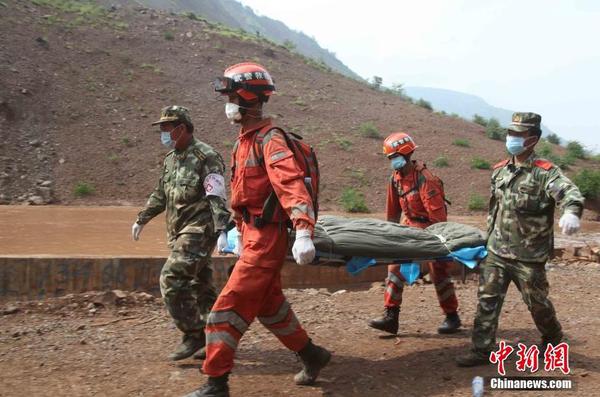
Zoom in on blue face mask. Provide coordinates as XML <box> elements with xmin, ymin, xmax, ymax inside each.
<box><xmin>390</xmin><ymin>156</ymin><xmax>407</xmax><ymax>170</ymax></box>
<box><xmin>161</xmin><ymin>131</ymin><xmax>174</xmax><ymax>148</ymax></box>
<box><xmin>505</xmin><ymin>135</ymin><xmax>526</xmax><ymax>155</ymax></box>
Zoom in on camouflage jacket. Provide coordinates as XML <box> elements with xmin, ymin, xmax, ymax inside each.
<box><xmin>137</xmin><ymin>138</ymin><xmax>230</xmax><ymax>244</ymax></box>
<box><xmin>487</xmin><ymin>152</ymin><xmax>584</xmax><ymax>263</ymax></box>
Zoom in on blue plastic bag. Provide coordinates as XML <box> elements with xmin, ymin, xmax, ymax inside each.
<box><xmin>400</xmin><ymin>262</ymin><xmax>420</xmax><ymax>285</ymax></box>
<box><xmin>221</xmin><ymin>228</ymin><xmax>239</xmax><ymax>254</ymax></box>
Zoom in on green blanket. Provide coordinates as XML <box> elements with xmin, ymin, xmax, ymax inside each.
<box><xmin>312</xmin><ymin>215</ymin><xmax>485</xmax><ymax>260</ymax></box>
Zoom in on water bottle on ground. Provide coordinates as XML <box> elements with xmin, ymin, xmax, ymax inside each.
<box><xmin>472</xmin><ymin>376</ymin><xmax>484</xmax><ymax>397</ymax></box>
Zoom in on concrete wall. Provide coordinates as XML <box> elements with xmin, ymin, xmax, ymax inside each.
<box><xmin>0</xmin><ymin>256</ymin><xmax>388</xmax><ymax>302</ymax></box>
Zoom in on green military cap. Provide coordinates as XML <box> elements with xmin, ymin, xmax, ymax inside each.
<box><xmin>507</xmin><ymin>112</ymin><xmax>541</xmax><ymax>132</ymax></box>
<box><xmin>151</xmin><ymin>105</ymin><xmax>193</xmax><ymax>126</ymax></box>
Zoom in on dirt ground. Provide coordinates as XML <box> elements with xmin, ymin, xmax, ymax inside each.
<box><xmin>1</xmin><ymin>260</ymin><xmax>599</xmax><ymax>397</ymax></box>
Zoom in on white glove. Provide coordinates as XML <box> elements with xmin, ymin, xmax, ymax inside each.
<box><xmin>132</xmin><ymin>222</ymin><xmax>144</xmax><ymax>241</ymax></box>
<box><xmin>233</xmin><ymin>234</ymin><xmax>243</xmax><ymax>257</ymax></box>
<box><xmin>217</xmin><ymin>232</ymin><xmax>228</xmax><ymax>253</ymax></box>
<box><xmin>559</xmin><ymin>213</ymin><xmax>580</xmax><ymax>235</ymax></box>
<box><xmin>292</xmin><ymin>229</ymin><xmax>316</xmax><ymax>265</ymax></box>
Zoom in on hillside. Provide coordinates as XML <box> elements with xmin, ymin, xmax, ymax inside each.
<box><xmin>105</xmin><ymin>0</ymin><xmax>361</xmax><ymax>80</ymax></box>
<box><xmin>0</xmin><ymin>0</ymin><xmax>597</xmax><ymax>216</ymax></box>
<box><xmin>404</xmin><ymin>86</ymin><xmax>556</xmax><ymax>137</ymax></box>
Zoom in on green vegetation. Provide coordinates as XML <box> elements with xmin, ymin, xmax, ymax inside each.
<box><xmin>140</xmin><ymin>63</ymin><xmax>163</xmax><ymax>74</ymax></box>
<box><xmin>163</xmin><ymin>31</ymin><xmax>175</xmax><ymax>41</ymax></box>
<box><xmin>336</xmin><ymin>137</ymin><xmax>353</xmax><ymax>151</ymax></box>
<box><xmin>450</xmin><ymin>113</ymin><xmax>461</xmax><ymax>118</ymax></box>
<box><xmin>31</xmin><ymin>0</ymin><xmax>128</xmax><ymax>30</ymax></box>
<box><xmin>108</xmin><ymin>153</ymin><xmax>119</xmax><ymax>162</ymax></box>
<box><xmin>471</xmin><ymin>157</ymin><xmax>491</xmax><ymax>170</ymax></box>
<box><xmin>73</xmin><ymin>182</ymin><xmax>95</xmax><ymax>197</ymax></box>
<box><xmin>121</xmin><ymin>137</ymin><xmax>133</xmax><ymax>147</ymax></box>
<box><xmin>358</xmin><ymin>121</ymin><xmax>381</xmax><ymax>139</ymax></box>
<box><xmin>485</xmin><ymin>118</ymin><xmax>506</xmax><ymax>141</ymax></box>
<box><xmin>453</xmin><ymin>138</ymin><xmax>470</xmax><ymax>148</ymax></box>
<box><xmin>467</xmin><ymin>193</ymin><xmax>487</xmax><ymax>211</ymax></box>
<box><xmin>547</xmin><ymin>152</ymin><xmax>575</xmax><ymax>170</ymax></box>
<box><xmin>546</xmin><ymin>133</ymin><xmax>561</xmax><ymax>145</ymax></box>
<box><xmin>472</xmin><ymin>114</ymin><xmax>488</xmax><ymax>127</ymax></box>
<box><xmin>283</xmin><ymin>39</ymin><xmax>296</xmax><ymax>50</ymax></box>
<box><xmin>370</xmin><ymin>76</ymin><xmax>383</xmax><ymax>90</ymax></box>
<box><xmin>416</xmin><ymin>98</ymin><xmax>433</xmax><ymax>111</ymax></box>
<box><xmin>537</xmin><ymin>140</ymin><xmax>554</xmax><ymax>157</ymax></box>
<box><xmin>572</xmin><ymin>169</ymin><xmax>600</xmax><ymax>200</ymax></box>
<box><xmin>291</xmin><ymin>97</ymin><xmax>308</xmax><ymax>108</ymax></box>
<box><xmin>184</xmin><ymin>12</ymin><xmax>206</xmax><ymax>22</ymax></box>
<box><xmin>433</xmin><ymin>156</ymin><xmax>449</xmax><ymax>168</ymax></box>
<box><xmin>566</xmin><ymin>141</ymin><xmax>586</xmax><ymax>159</ymax></box>
<box><xmin>340</xmin><ymin>188</ymin><xmax>370</xmax><ymax>213</ymax></box>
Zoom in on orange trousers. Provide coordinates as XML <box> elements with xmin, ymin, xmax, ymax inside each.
<box><xmin>202</xmin><ymin>222</ymin><xmax>309</xmax><ymax>377</ymax></box>
<box><xmin>384</xmin><ymin>261</ymin><xmax>458</xmax><ymax>314</ymax></box>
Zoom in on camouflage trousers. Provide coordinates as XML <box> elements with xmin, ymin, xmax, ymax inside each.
<box><xmin>472</xmin><ymin>251</ymin><xmax>563</xmax><ymax>352</ymax></box>
<box><xmin>160</xmin><ymin>232</ymin><xmax>218</xmax><ymax>339</ymax></box>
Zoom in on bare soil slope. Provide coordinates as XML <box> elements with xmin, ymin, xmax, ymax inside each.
<box><xmin>0</xmin><ymin>1</ymin><xmax>597</xmax><ymax>215</ymax></box>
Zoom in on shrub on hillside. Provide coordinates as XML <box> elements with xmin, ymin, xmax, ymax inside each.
<box><xmin>472</xmin><ymin>114</ymin><xmax>488</xmax><ymax>127</ymax></box>
<box><xmin>433</xmin><ymin>156</ymin><xmax>449</xmax><ymax>168</ymax></box>
<box><xmin>358</xmin><ymin>121</ymin><xmax>381</xmax><ymax>139</ymax></box>
<box><xmin>416</xmin><ymin>98</ymin><xmax>433</xmax><ymax>111</ymax></box>
<box><xmin>74</xmin><ymin>182</ymin><xmax>95</xmax><ymax>197</ymax></box>
<box><xmin>485</xmin><ymin>118</ymin><xmax>506</xmax><ymax>141</ymax></box>
<box><xmin>468</xmin><ymin>193</ymin><xmax>487</xmax><ymax>211</ymax></box>
<box><xmin>537</xmin><ymin>140</ymin><xmax>554</xmax><ymax>157</ymax></box>
<box><xmin>546</xmin><ymin>133</ymin><xmax>561</xmax><ymax>145</ymax></box>
<box><xmin>566</xmin><ymin>141</ymin><xmax>586</xmax><ymax>159</ymax></box>
<box><xmin>163</xmin><ymin>31</ymin><xmax>174</xmax><ymax>41</ymax></box>
<box><xmin>572</xmin><ymin>169</ymin><xmax>600</xmax><ymax>200</ymax></box>
<box><xmin>453</xmin><ymin>138</ymin><xmax>470</xmax><ymax>148</ymax></box>
<box><xmin>340</xmin><ymin>188</ymin><xmax>370</xmax><ymax>213</ymax></box>
<box><xmin>471</xmin><ymin>157</ymin><xmax>491</xmax><ymax>170</ymax></box>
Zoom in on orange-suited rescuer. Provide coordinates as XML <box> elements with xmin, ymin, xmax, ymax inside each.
<box><xmin>368</xmin><ymin>132</ymin><xmax>462</xmax><ymax>336</ymax></box>
<box><xmin>183</xmin><ymin>62</ymin><xmax>331</xmax><ymax>397</ymax></box>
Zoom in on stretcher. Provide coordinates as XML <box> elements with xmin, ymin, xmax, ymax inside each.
<box><xmin>223</xmin><ymin>215</ymin><xmax>488</xmax><ymax>284</ymax></box>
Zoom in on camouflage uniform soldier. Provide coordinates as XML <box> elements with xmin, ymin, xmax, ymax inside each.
<box><xmin>132</xmin><ymin>106</ymin><xmax>231</xmax><ymax>361</ymax></box>
<box><xmin>456</xmin><ymin>112</ymin><xmax>584</xmax><ymax>367</ymax></box>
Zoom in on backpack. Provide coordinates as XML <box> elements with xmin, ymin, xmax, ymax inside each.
<box><xmin>391</xmin><ymin>161</ymin><xmax>451</xmax><ymax>222</ymax></box>
<box><xmin>238</xmin><ymin>126</ymin><xmax>319</xmax><ymax>228</ymax></box>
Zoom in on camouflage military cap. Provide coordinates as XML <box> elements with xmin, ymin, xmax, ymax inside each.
<box><xmin>151</xmin><ymin>105</ymin><xmax>193</xmax><ymax>126</ymax></box>
<box><xmin>507</xmin><ymin>112</ymin><xmax>541</xmax><ymax>132</ymax></box>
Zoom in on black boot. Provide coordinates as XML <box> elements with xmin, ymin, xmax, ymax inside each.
<box><xmin>438</xmin><ymin>312</ymin><xmax>462</xmax><ymax>334</ymax></box>
<box><xmin>368</xmin><ymin>306</ymin><xmax>399</xmax><ymax>334</ymax></box>
<box><xmin>183</xmin><ymin>373</ymin><xmax>229</xmax><ymax>397</ymax></box>
<box><xmin>193</xmin><ymin>346</ymin><xmax>207</xmax><ymax>360</ymax></box>
<box><xmin>455</xmin><ymin>349</ymin><xmax>491</xmax><ymax>367</ymax></box>
<box><xmin>294</xmin><ymin>340</ymin><xmax>331</xmax><ymax>385</ymax></box>
<box><xmin>169</xmin><ymin>333</ymin><xmax>205</xmax><ymax>361</ymax></box>
<box><xmin>538</xmin><ymin>332</ymin><xmax>565</xmax><ymax>357</ymax></box>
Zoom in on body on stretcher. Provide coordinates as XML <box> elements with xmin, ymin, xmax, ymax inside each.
<box><xmin>219</xmin><ymin>227</ymin><xmax>487</xmax><ymax>284</ymax></box>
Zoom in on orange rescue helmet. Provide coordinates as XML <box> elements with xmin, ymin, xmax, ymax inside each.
<box><xmin>213</xmin><ymin>62</ymin><xmax>275</xmax><ymax>102</ymax></box>
<box><xmin>383</xmin><ymin>132</ymin><xmax>418</xmax><ymax>158</ymax></box>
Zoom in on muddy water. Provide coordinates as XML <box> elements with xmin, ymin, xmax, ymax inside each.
<box><xmin>0</xmin><ymin>206</ymin><xmax>598</xmax><ymax>256</ymax></box>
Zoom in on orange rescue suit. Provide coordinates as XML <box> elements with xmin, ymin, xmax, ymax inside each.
<box><xmin>203</xmin><ymin>119</ymin><xmax>315</xmax><ymax>377</ymax></box>
<box><xmin>383</xmin><ymin>161</ymin><xmax>457</xmax><ymax>314</ymax></box>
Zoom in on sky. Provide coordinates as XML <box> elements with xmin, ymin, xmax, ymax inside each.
<box><xmin>239</xmin><ymin>0</ymin><xmax>600</xmax><ymax>152</ymax></box>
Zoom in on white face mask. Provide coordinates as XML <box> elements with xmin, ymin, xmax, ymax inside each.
<box><xmin>225</xmin><ymin>102</ymin><xmax>242</xmax><ymax>121</ymax></box>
